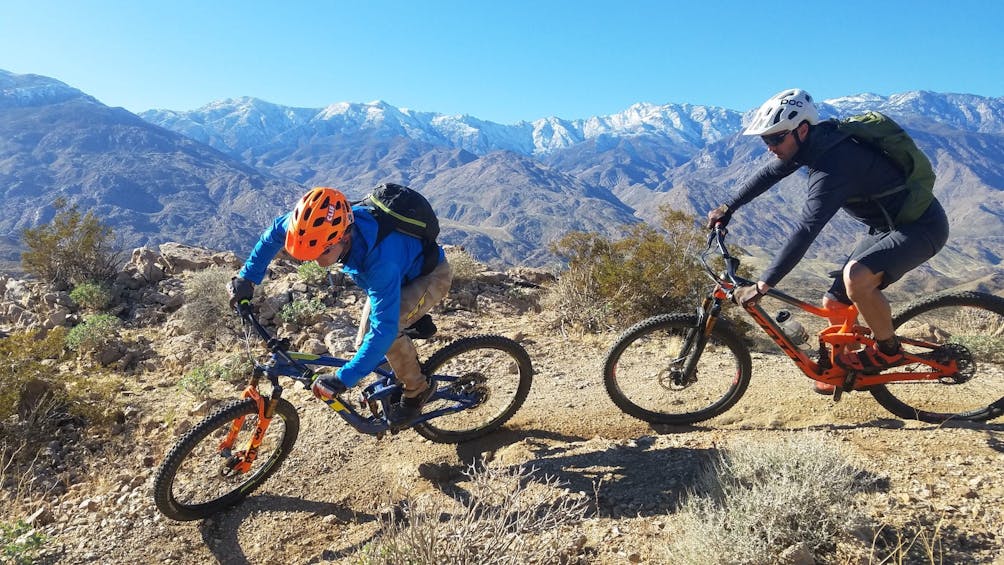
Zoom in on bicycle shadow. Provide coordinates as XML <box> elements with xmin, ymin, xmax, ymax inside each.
<box><xmin>645</xmin><ymin>418</ymin><xmax>1004</xmax><ymax>434</ymax></box>
<box><xmin>452</xmin><ymin>427</ymin><xmax>590</xmax><ymax>462</ymax></box>
<box><xmin>427</xmin><ymin>435</ymin><xmax>719</xmax><ymax>518</ymax></box>
<box><xmin>197</xmin><ymin>495</ymin><xmax>377</xmax><ymax>565</ymax></box>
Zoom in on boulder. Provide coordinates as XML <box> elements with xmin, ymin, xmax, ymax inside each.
<box><xmin>158</xmin><ymin>242</ymin><xmax>241</xmax><ymax>275</ymax></box>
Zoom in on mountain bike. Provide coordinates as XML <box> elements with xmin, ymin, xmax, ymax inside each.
<box><xmin>152</xmin><ymin>306</ymin><xmax>533</xmax><ymax>521</ymax></box>
<box><xmin>603</xmin><ymin>226</ymin><xmax>1004</xmax><ymax>426</ymax></box>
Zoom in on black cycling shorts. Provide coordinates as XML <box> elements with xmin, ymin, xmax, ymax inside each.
<box><xmin>827</xmin><ymin>199</ymin><xmax>949</xmax><ymax>305</ymax></box>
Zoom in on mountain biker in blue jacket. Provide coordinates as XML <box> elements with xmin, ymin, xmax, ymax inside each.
<box><xmin>228</xmin><ymin>187</ymin><xmax>454</xmax><ymax>423</ymax></box>
<box><xmin>706</xmin><ymin>89</ymin><xmax>949</xmax><ymax>392</ymax></box>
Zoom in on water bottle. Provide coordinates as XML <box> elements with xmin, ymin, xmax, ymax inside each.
<box><xmin>776</xmin><ymin>310</ymin><xmax>811</xmax><ymax>350</ymax></box>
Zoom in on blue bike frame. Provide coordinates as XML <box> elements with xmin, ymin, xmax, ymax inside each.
<box><xmin>240</xmin><ymin>307</ymin><xmax>480</xmax><ymax>437</ymax></box>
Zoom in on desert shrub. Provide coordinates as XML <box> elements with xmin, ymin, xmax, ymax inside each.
<box><xmin>69</xmin><ymin>281</ymin><xmax>113</xmax><ymax>311</ymax></box>
<box><xmin>444</xmin><ymin>246</ymin><xmax>485</xmax><ymax>284</ymax></box>
<box><xmin>0</xmin><ymin>327</ymin><xmax>119</xmax><ymax>431</ymax></box>
<box><xmin>21</xmin><ymin>199</ymin><xmax>121</xmax><ymax>289</ymax></box>
<box><xmin>297</xmin><ymin>261</ymin><xmax>329</xmax><ymax>286</ymax></box>
<box><xmin>177</xmin><ymin>358</ymin><xmax>249</xmax><ymax>398</ymax></box>
<box><xmin>178</xmin><ymin>266</ymin><xmax>241</xmax><ymax>344</ymax></box>
<box><xmin>0</xmin><ymin>328</ymin><xmax>67</xmax><ymax>421</ymax></box>
<box><xmin>176</xmin><ymin>367</ymin><xmax>214</xmax><ymax>399</ymax></box>
<box><xmin>666</xmin><ymin>433</ymin><xmax>872</xmax><ymax>564</ymax></box>
<box><xmin>546</xmin><ymin>207</ymin><xmax>709</xmax><ymax>330</ymax></box>
<box><xmin>65</xmin><ymin>314</ymin><xmax>121</xmax><ymax>353</ymax></box>
<box><xmin>278</xmin><ymin>297</ymin><xmax>326</xmax><ymax>326</ymax></box>
<box><xmin>358</xmin><ymin>463</ymin><xmax>590</xmax><ymax>564</ymax></box>
<box><xmin>1</xmin><ymin>519</ymin><xmax>46</xmax><ymax>565</ymax></box>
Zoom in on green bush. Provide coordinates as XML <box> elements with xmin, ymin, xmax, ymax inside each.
<box><xmin>21</xmin><ymin>199</ymin><xmax>121</xmax><ymax>289</ymax></box>
<box><xmin>296</xmin><ymin>261</ymin><xmax>328</xmax><ymax>286</ymax></box>
<box><xmin>0</xmin><ymin>328</ymin><xmax>67</xmax><ymax>421</ymax></box>
<box><xmin>178</xmin><ymin>266</ymin><xmax>241</xmax><ymax>344</ymax></box>
<box><xmin>69</xmin><ymin>281</ymin><xmax>113</xmax><ymax>311</ymax></box>
<box><xmin>66</xmin><ymin>314</ymin><xmax>122</xmax><ymax>353</ymax></box>
<box><xmin>177</xmin><ymin>358</ymin><xmax>249</xmax><ymax>398</ymax></box>
<box><xmin>547</xmin><ymin>207</ymin><xmax>710</xmax><ymax>330</ymax></box>
<box><xmin>1</xmin><ymin>520</ymin><xmax>46</xmax><ymax>565</ymax></box>
<box><xmin>278</xmin><ymin>297</ymin><xmax>326</xmax><ymax>326</ymax></box>
<box><xmin>177</xmin><ymin>367</ymin><xmax>214</xmax><ymax>399</ymax></box>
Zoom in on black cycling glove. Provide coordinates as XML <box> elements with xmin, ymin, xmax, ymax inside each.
<box><xmin>227</xmin><ymin>276</ymin><xmax>254</xmax><ymax>309</ymax></box>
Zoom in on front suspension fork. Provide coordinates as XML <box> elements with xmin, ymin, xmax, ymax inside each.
<box><xmin>217</xmin><ymin>384</ymin><xmax>280</xmax><ymax>474</ymax></box>
<box><xmin>679</xmin><ymin>294</ymin><xmax>723</xmax><ymax>380</ymax></box>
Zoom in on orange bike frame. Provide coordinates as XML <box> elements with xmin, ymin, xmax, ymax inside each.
<box><xmin>712</xmin><ymin>284</ymin><xmax>958</xmax><ymax>390</ymax></box>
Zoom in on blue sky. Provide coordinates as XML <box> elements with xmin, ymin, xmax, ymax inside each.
<box><xmin>2</xmin><ymin>0</ymin><xmax>1002</xmax><ymax>124</ymax></box>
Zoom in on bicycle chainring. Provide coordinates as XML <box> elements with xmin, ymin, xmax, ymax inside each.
<box><xmin>931</xmin><ymin>343</ymin><xmax>975</xmax><ymax>384</ymax></box>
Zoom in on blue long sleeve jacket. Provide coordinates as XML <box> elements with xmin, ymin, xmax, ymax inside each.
<box><xmin>237</xmin><ymin>206</ymin><xmax>444</xmax><ymax>386</ymax></box>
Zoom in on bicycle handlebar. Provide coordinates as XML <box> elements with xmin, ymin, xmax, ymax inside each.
<box><xmin>700</xmin><ymin>226</ymin><xmax>748</xmax><ymax>289</ymax></box>
<box><xmin>234</xmin><ymin>302</ymin><xmax>296</xmax><ymax>358</ymax></box>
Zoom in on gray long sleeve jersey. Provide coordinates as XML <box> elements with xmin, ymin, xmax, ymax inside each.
<box><xmin>726</xmin><ymin>122</ymin><xmax>907</xmax><ymax>287</ymax></box>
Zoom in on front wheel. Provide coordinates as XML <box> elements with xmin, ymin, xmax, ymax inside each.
<box><xmin>869</xmin><ymin>291</ymin><xmax>1004</xmax><ymax>423</ymax></box>
<box><xmin>603</xmin><ymin>313</ymin><xmax>752</xmax><ymax>425</ymax></box>
<box><xmin>152</xmin><ymin>397</ymin><xmax>300</xmax><ymax>521</ymax></box>
<box><xmin>413</xmin><ymin>335</ymin><xmax>533</xmax><ymax>443</ymax></box>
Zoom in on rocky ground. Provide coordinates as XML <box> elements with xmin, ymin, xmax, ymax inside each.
<box><xmin>3</xmin><ymin>250</ymin><xmax>1004</xmax><ymax>565</ymax></box>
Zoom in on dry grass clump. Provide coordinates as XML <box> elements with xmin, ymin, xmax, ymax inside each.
<box><xmin>444</xmin><ymin>246</ymin><xmax>486</xmax><ymax>285</ymax></box>
<box><xmin>178</xmin><ymin>266</ymin><xmax>241</xmax><ymax>344</ymax></box>
<box><xmin>358</xmin><ymin>463</ymin><xmax>590</xmax><ymax>564</ymax></box>
<box><xmin>666</xmin><ymin>433</ymin><xmax>872</xmax><ymax>564</ymax></box>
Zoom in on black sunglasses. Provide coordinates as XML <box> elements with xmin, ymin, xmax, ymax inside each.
<box><xmin>761</xmin><ymin>130</ymin><xmax>791</xmax><ymax>146</ymax></box>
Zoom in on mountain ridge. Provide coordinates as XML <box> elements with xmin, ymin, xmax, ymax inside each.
<box><xmin>1</xmin><ymin>69</ymin><xmax>1001</xmax><ymax>292</ymax></box>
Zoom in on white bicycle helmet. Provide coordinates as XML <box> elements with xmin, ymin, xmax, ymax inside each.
<box><xmin>742</xmin><ymin>88</ymin><xmax>819</xmax><ymax>136</ymax></box>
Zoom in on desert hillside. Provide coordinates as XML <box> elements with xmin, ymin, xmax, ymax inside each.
<box><xmin>1</xmin><ymin>245</ymin><xmax>1003</xmax><ymax>564</ymax></box>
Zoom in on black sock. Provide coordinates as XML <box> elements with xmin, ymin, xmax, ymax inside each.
<box><xmin>403</xmin><ymin>395</ymin><xmax>423</xmax><ymax>407</ymax></box>
<box><xmin>877</xmin><ymin>337</ymin><xmax>901</xmax><ymax>356</ymax></box>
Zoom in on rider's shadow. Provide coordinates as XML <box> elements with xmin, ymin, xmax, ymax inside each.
<box><xmin>198</xmin><ymin>495</ymin><xmax>377</xmax><ymax>565</ymax></box>
<box><xmin>426</xmin><ymin>436</ymin><xmax>721</xmax><ymax>518</ymax></box>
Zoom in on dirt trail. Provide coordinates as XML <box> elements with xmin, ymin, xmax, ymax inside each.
<box><xmin>27</xmin><ymin>310</ymin><xmax>1004</xmax><ymax>564</ymax></box>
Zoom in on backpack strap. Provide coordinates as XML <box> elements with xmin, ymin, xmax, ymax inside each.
<box><xmin>353</xmin><ymin>200</ymin><xmax>440</xmax><ymax>277</ymax></box>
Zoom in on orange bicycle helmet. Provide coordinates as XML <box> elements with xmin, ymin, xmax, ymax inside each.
<box><xmin>284</xmin><ymin>187</ymin><xmax>353</xmax><ymax>261</ymax></box>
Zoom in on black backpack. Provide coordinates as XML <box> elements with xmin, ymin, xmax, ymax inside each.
<box><xmin>358</xmin><ymin>183</ymin><xmax>441</xmax><ymax>275</ymax></box>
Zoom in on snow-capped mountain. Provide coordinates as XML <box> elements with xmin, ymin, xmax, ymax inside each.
<box><xmin>0</xmin><ymin>69</ymin><xmax>98</xmax><ymax>108</ymax></box>
<box><xmin>140</xmin><ymin>98</ymin><xmax>744</xmax><ymax>159</ymax></box>
<box><xmin>139</xmin><ymin>91</ymin><xmax>1004</xmax><ymax>165</ymax></box>
<box><xmin>1</xmin><ymin>68</ymin><xmax>1001</xmax><ymax>290</ymax></box>
<box><xmin>822</xmin><ymin>91</ymin><xmax>1004</xmax><ymax>134</ymax></box>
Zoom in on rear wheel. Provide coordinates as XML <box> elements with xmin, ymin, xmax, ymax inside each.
<box><xmin>870</xmin><ymin>291</ymin><xmax>1004</xmax><ymax>423</ymax></box>
<box><xmin>152</xmin><ymin>397</ymin><xmax>299</xmax><ymax>521</ymax></box>
<box><xmin>413</xmin><ymin>335</ymin><xmax>533</xmax><ymax>443</ymax></box>
<box><xmin>603</xmin><ymin>313</ymin><xmax>752</xmax><ymax>425</ymax></box>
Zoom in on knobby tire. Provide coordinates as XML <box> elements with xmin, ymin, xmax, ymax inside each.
<box><xmin>152</xmin><ymin>397</ymin><xmax>299</xmax><ymax>521</ymax></box>
<box><xmin>869</xmin><ymin>290</ymin><xmax>1004</xmax><ymax>423</ymax></box>
<box><xmin>413</xmin><ymin>335</ymin><xmax>533</xmax><ymax>443</ymax></box>
<box><xmin>603</xmin><ymin>313</ymin><xmax>752</xmax><ymax>425</ymax></box>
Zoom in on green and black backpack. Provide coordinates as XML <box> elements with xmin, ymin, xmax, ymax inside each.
<box><xmin>835</xmin><ymin>111</ymin><xmax>936</xmax><ymax>227</ymax></box>
<box><xmin>358</xmin><ymin>183</ymin><xmax>441</xmax><ymax>275</ymax></box>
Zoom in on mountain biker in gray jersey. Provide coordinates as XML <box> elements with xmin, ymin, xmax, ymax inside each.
<box><xmin>706</xmin><ymin>89</ymin><xmax>949</xmax><ymax>391</ymax></box>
